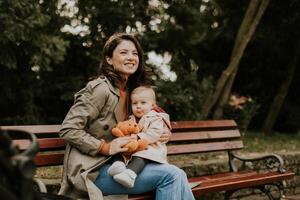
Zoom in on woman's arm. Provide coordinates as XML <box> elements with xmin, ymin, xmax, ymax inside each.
<box><xmin>59</xmin><ymin>90</ymin><xmax>106</xmax><ymax>156</ymax></box>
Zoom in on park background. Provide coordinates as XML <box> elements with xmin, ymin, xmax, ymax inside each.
<box><xmin>1</xmin><ymin>0</ymin><xmax>300</xmax><ymax>199</ymax></box>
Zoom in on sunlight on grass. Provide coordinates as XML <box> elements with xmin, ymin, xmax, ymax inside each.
<box><xmin>242</xmin><ymin>131</ymin><xmax>300</xmax><ymax>153</ymax></box>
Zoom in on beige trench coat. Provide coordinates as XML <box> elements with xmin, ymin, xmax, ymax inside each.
<box><xmin>129</xmin><ymin>110</ymin><xmax>171</xmax><ymax>164</ymax></box>
<box><xmin>58</xmin><ymin>76</ymin><xmax>128</xmax><ymax>200</ymax></box>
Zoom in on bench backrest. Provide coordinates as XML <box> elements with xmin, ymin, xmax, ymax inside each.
<box><xmin>1</xmin><ymin>120</ymin><xmax>243</xmax><ymax>167</ymax></box>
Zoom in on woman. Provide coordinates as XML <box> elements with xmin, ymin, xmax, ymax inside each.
<box><xmin>58</xmin><ymin>33</ymin><xmax>195</xmax><ymax>200</ymax></box>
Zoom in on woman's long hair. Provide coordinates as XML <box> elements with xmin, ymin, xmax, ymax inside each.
<box><xmin>98</xmin><ymin>33</ymin><xmax>152</xmax><ymax>92</ymax></box>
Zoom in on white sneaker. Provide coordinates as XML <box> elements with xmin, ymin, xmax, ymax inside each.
<box><xmin>113</xmin><ymin>169</ymin><xmax>137</xmax><ymax>188</ymax></box>
<box><xmin>107</xmin><ymin>161</ymin><xmax>126</xmax><ymax>176</ymax></box>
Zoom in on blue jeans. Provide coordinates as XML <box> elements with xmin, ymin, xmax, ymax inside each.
<box><xmin>95</xmin><ymin>163</ymin><xmax>195</xmax><ymax>200</ymax></box>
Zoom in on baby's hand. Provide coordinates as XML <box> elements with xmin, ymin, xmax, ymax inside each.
<box><xmin>159</xmin><ymin>130</ymin><xmax>172</xmax><ymax>144</ymax></box>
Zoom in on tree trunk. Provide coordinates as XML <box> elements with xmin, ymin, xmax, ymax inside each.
<box><xmin>213</xmin><ymin>67</ymin><xmax>237</xmax><ymax>119</ymax></box>
<box><xmin>262</xmin><ymin>38</ymin><xmax>300</xmax><ymax>135</ymax></box>
<box><xmin>213</xmin><ymin>0</ymin><xmax>270</xmax><ymax>119</ymax></box>
<box><xmin>201</xmin><ymin>0</ymin><xmax>270</xmax><ymax>119</ymax></box>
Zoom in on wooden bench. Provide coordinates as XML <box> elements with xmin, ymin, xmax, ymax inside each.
<box><xmin>1</xmin><ymin>120</ymin><xmax>295</xmax><ymax>200</ymax></box>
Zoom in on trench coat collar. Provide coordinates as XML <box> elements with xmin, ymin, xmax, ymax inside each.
<box><xmin>101</xmin><ymin>76</ymin><xmax>120</xmax><ymax>97</ymax></box>
<box><xmin>90</xmin><ymin>76</ymin><xmax>119</xmax><ymax>96</ymax></box>
<box><xmin>91</xmin><ymin>76</ymin><xmax>124</xmax><ymax>122</ymax></box>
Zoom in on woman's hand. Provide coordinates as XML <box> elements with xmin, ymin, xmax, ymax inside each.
<box><xmin>159</xmin><ymin>130</ymin><xmax>172</xmax><ymax>144</ymax></box>
<box><xmin>108</xmin><ymin>135</ymin><xmax>136</xmax><ymax>155</ymax></box>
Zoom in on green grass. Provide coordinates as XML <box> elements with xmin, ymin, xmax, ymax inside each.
<box><xmin>242</xmin><ymin>131</ymin><xmax>300</xmax><ymax>153</ymax></box>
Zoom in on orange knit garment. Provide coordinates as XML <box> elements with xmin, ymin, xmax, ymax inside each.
<box><xmin>119</xmin><ymin>89</ymin><xmax>128</xmax><ymax>118</ymax></box>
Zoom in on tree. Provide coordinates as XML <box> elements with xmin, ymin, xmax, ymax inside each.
<box><xmin>200</xmin><ymin>0</ymin><xmax>270</xmax><ymax>119</ymax></box>
<box><xmin>1</xmin><ymin>0</ymin><xmax>300</xmax><ymax>133</ymax></box>
<box><xmin>0</xmin><ymin>0</ymin><xmax>68</xmax><ymax>124</ymax></box>
<box><xmin>262</xmin><ymin>16</ymin><xmax>300</xmax><ymax>134</ymax></box>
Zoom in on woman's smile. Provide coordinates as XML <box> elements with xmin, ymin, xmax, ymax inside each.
<box><xmin>106</xmin><ymin>40</ymin><xmax>139</xmax><ymax>77</ymax></box>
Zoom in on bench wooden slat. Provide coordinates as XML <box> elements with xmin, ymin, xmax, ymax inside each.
<box><xmin>170</xmin><ymin>130</ymin><xmax>241</xmax><ymax>142</ymax></box>
<box><xmin>191</xmin><ymin>171</ymin><xmax>295</xmax><ymax>195</ymax></box>
<box><xmin>128</xmin><ymin>171</ymin><xmax>295</xmax><ymax>200</ymax></box>
<box><xmin>1</xmin><ymin>125</ymin><xmax>61</xmax><ymax>134</ymax></box>
<box><xmin>35</xmin><ymin>153</ymin><xmax>64</xmax><ymax>166</ymax></box>
<box><xmin>171</xmin><ymin>120</ymin><xmax>237</xmax><ymax>131</ymax></box>
<box><xmin>1</xmin><ymin>120</ymin><xmax>237</xmax><ymax>134</ymax></box>
<box><xmin>14</xmin><ymin>138</ymin><xmax>66</xmax><ymax>150</ymax></box>
<box><xmin>167</xmin><ymin>140</ymin><xmax>244</xmax><ymax>155</ymax></box>
<box><xmin>33</xmin><ymin>140</ymin><xmax>243</xmax><ymax>166</ymax></box>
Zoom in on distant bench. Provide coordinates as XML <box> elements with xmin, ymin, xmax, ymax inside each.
<box><xmin>1</xmin><ymin>120</ymin><xmax>294</xmax><ymax>199</ymax></box>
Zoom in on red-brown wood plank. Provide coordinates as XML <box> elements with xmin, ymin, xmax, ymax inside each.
<box><xmin>170</xmin><ymin>130</ymin><xmax>241</xmax><ymax>142</ymax></box>
<box><xmin>128</xmin><ymin>171</ymin><xmax>258</xmax><ymax>200</ymax></box>
<box><xmin>191</xmin><ymin>171</ymin><xmax>295</xmax><ymax>195</ymax></box>
<box><xmin>128</xmin><ymin>170</ymin><xmax>295</xmax><ymax>200</ymax></box>
<box><xmin>13</xmin><ymin>138</ymin><xmax>66</xmax><ymax>150</ymax></box>
<box><xmin>171</xmin><ymin>120</ymin><xmax>237</xmax><ymax>130</ymax></box>
<box><xmin>1</xmin><ymin>125</ymin><xmax>61</xmax><ymax>134</ymax></box>
<box><xmin>1</xmin><ymin>120</ymin><xmax>237</xmax><ymax>135</ymax></box>
<box><xmin>167</xmin><ymin>140</ymin><xmax>244</xmax><ymax>155</ymax></box>
<box><xmin>34</xmin><ymin>153</ymin><xmax>64</xmax><ymax>166</ymax></box>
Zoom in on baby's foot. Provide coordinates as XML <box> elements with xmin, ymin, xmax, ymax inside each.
<box><xmin>107</xmin><ymin>161</ymin><xmax>126</xmax><ymax>176</ymax></box>
<box><xmin>113</xmin><ymin>169</ymin><xmax>137</xmax><ymax>188</ymax></box>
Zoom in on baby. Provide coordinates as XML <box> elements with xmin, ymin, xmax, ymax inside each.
<box><xmin>107</xmin><ymin>86</ymin><xmax>171</xmax><ymax>188</ymax></box>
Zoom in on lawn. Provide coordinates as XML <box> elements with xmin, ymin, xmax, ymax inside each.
<box><xmin>242</xmin><ymin>131</ymin><xmax>300</xmax><ymax>153</ymax></box>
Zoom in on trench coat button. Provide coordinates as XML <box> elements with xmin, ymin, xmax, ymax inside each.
<box><xmin>103</xmin><ymin>125</ymin><xmax>109</xmax><ymax>130</ymax></box>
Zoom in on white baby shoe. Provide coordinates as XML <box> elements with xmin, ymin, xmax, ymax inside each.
<box><xmin>107</xmin><ymin>161</ymin><xmax>126</xmax><ymax>176</ymax></box>
<box><xmin>113</xmin><ymin>169</ymin><xmax>137</xmax><ymax>188</ymax></box>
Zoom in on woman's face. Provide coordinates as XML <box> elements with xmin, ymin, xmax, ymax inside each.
<box><xmin>106</xmin><ymin>40</ymin><xmax>139</xmax><ymax>78</ymax></box>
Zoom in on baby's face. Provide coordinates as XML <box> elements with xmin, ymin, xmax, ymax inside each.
<box><xmin>131</xmin><ymin>90</ymin><xmax>155</xmax><ymax>118</ymax></box>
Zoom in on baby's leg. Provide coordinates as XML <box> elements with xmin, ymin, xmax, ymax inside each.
<box><xmin>127</xmin><ymin>157</ymin><xmax>149</xmax><ymax>174</ymax></box>
<box><xmin>107</xmin><ymin>155</ymin><xmax>126</xmax><ymax>176</ymax></box>
<box><xmin>114</xmin><ymin>157</ymin><xmax>149</xmax><ymax>188</ymax></box>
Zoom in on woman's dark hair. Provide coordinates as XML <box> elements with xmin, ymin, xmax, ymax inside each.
<box><xmin>98</xmin><ymin>33</ymin><xmax>152</xmax><ymax>92</ymax></box>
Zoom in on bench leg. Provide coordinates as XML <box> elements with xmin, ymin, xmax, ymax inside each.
<box><xmin>257</xmin><ymin>181</ymin><xmax>285</xmax><ymax>200</ymax></box>
<box><xmin>224</xmin><ymin>190</ymin><xmax>235</xmax><ymax>200</ymax></box>
<box><xmin>224</xmin><ymin>181</ymin><xmax>285</xmax><ymax>200</ymax></box>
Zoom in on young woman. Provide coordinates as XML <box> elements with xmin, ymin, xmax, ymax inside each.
<box><xmin>58</xmin><ymin>33</ymin><xmax>195</xmax><ymax>200</ymax></box>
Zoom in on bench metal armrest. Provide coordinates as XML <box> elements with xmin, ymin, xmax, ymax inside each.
<box><xmin>229</xmin><ymin>151</ymin><xmax>286</xmax><ymax>173</ymax></box>
<box><xmin>33</xmin><ymin>178</ymin><xmax>47</xmax><ymax>193</ymax></box>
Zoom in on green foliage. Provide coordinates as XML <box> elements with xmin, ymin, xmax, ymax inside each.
<box><xmin>0</xmin><ymin>0</ymin><xmax>299</xmax><ymax>134</ymax></box>
<box><xmin>0</xmin><ymin>0</ymin><xmax>68</xmax><ymax>70</ymax></box>
<box><xmin>0</xmin><ymin>0</ymin><xmax>69</xmax><ymax>124</ymax></box>
<box><xmin>155</xmin><ymin>73</ymin><xmax>214</xmax><ymax>121</ymax></box>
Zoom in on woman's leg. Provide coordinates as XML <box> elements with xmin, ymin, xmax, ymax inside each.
<box><xmin>95</xmin><ymin>163</ymin><xmax>195</xmax><ymax>200</ymax></box>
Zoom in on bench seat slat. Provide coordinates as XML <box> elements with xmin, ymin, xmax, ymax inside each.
<box><xmin>128</xmin><ymin>171</ymin><xmax>295</xmax><ymax>200</ymax></box>
<box><xmin>191</xmin><ymin>171</ymin><xmax>295</xmax><ymax>195</ymax></box>
<box><xmin>170</xmin><ymin>130</ymin><xmax>241</xmax><ymax>142</ymax></box>
<box><xmin>35</xmin><ymin>153</ymin><xmax>64</xmax><ymax>166</ymax></box>
<box><xmin>167</xmin><ymin>140</ymin><xmax>243</xmax><ymax>155</ymax></box>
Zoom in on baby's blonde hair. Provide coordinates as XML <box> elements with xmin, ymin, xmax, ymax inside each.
<box><xmin>131</xmin><ymin>85</ymin><xmax>156</xmax><ymax>103</ymax></box>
